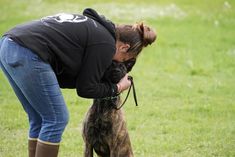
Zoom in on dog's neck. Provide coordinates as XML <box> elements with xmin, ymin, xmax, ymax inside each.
<box><xmin>93</xmin><ymin>96</ymin><xmax>121</xmax><ymax>112</ymax></box>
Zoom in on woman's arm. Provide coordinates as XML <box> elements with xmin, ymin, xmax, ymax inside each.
<box><xmin>76</xmin><ymin>43</ymin><xmax>118</xmax><ymax>98</ymax></box>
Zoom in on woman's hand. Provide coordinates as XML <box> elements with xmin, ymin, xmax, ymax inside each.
<box><xmin>117</xmin><ymin>74</ymin><xmax>131</xmax><ymax>93</ymax></box>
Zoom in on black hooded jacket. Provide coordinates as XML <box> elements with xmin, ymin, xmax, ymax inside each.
<box><xmin>4</xmin><ymin>8</ymin><xmax>118</xmax><ymax>98</ymax></box>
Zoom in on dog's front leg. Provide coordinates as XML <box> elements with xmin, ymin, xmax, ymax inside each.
<box><xmin>110</xmin><ymin>133</ymin><xmax>134</xmax><ymax>157</ymax></box>
<box><xmin>110</xmin><ymin>146</ymin><xmax>134</xmax><ymax>157</ymax></box>
<box><xmin>84</xmin><ymin>143</ymin><xmax>93</xmax><ymax>157</ymax></box>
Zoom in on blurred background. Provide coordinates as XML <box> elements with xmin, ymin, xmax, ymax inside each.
<box><xmin>0</xmin><ymin>0</ymin><xmax>234</xmax><ymax>156</ymax></box>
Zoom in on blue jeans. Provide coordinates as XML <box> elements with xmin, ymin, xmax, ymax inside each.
<box><xmin>0</xmin><ymin>37</ymin><xmax>69</xmax><ymax>143</ymax></box>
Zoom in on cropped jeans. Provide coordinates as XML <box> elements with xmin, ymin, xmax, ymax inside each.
<box><xmin>0</xmin><ymin>37</ymin><xmax>69</xmax><ymax>144</ymax></box>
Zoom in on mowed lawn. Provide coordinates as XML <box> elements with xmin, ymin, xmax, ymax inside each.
<box><xmin>0</xmin><ymin>0</ymin><xmax>235</xmax><ymax>157</ymax></box>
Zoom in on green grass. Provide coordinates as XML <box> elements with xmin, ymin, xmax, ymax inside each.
<box><xmin>0</xmin><ymin>0</ymin><xmax>235</xmax><ymax>156</ymax></box>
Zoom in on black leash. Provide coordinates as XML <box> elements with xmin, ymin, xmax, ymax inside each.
<box><xmin>115</xmin><ymin>76</ymin><xmax>138</xmax><ymax>110</ymax></box>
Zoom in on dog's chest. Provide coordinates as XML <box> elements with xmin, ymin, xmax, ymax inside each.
<box><xmin>85</xmin><ymin>99</ymin><xmax>124</xmax><ymax>138</ymax></box>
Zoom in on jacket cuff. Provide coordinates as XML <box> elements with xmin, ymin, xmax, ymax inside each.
<box><xmin>110</xmin><ymin>83</ymin><xmax>119</xmax><ymax>97</ymax></box>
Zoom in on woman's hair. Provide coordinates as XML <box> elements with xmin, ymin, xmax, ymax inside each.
<box><xmin>115</xmin><ymin>22</ymin><xmax>156</xmax><ymax>56</ymax></box>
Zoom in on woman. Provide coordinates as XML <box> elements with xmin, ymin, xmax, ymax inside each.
<box><xmin>0</xmin><ymin>8</ymin><xmax>156</xmax><ymax>157</ymax></box>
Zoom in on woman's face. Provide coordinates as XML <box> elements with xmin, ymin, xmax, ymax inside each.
<box><xmin>113</xmin><ymin>40</ymin><xmax>135</xmax><ymax>62</ymax></box>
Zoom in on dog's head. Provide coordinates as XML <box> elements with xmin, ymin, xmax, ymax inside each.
<box><xmin>103</xmin><ymin>59</ymin><xmax>136</xmax><ymax>84</ymax></box>
<box><xmin>103</xmin><ymin>61</ymin><xmax>127</xmax><ymax>84</ymax></box>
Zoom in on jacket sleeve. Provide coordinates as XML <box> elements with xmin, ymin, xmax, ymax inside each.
<box><xmin>76</xmin><ymin>43</ymin><xmax>118</xmax><ymax>99</ymax></box>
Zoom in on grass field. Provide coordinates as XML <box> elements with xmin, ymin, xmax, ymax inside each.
<box><xmin>0</xmin><ymin>0</ymin><xmax>235</xmax><ymax>157</ymax></box>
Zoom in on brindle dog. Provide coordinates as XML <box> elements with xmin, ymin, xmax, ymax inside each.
<box><xmin>82</xmin><ymin>60</ymin><xmax>136</xmax><ymax>157</ymax></box>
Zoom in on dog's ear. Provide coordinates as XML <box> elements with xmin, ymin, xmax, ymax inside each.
<box><xmin>123</xmin><ymin>58</ymin><xmax>136</xmax><ymax>72</ymax></box>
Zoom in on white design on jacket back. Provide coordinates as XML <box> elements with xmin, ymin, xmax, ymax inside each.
<box><xmin>41</xmin><ymin>13</ymin><xmax>88</xmax><ymax>23</ymax></box>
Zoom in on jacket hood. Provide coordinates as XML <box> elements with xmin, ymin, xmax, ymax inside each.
<box><xmin>83</xmin><ymin>8</ymin><xmax>116</xmax><ymax>40</ymax></box>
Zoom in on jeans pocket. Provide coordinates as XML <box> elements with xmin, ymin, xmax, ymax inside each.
<box><xmin>7</xmin><ymin>54</ymin><xmax>24</xmax><ymax>68</ymax></box>
<box><xmin>3</xmin><ymin>39</ymin><xmax>24</xmax><ymax>68</ymax></box>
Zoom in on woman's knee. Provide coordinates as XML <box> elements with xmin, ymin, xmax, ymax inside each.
<box><xmin>39</xmin><ymin>111</ymin><xmax>69</xmax><ymax>143</ymax></box>
<box><xmin>49</xmin><ymin>109</ymin><xmax>69</xmax><ymax>130</ymax></box>
<box><xmin>58</xmin><ymin>110</ymin><xmax>69</xmax><ymax>128</ymax></box>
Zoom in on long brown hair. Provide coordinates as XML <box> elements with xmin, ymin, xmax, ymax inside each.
<box><xmin>115</xmin><ymin>22</ymin><xmax>157</xmax><ymax>56</ymax></box>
